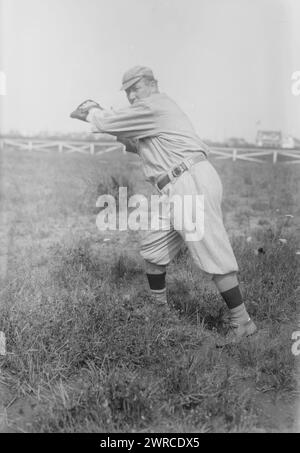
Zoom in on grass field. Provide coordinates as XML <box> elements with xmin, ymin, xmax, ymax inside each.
<box><xmin>0</xmin><ymin>147</ymin><xmax>300</xmax><ymax>433</ymax></box>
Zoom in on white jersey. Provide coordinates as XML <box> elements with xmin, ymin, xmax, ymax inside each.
<box><xmin>88</xmin><ymin>93</ymin><xmax>210</xmax><ymax>185</ymax></box>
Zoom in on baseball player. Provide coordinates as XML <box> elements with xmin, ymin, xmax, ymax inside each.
<box><xmin>70</xmin><ymin>66</ymin><xmax>257</xmax><ymax>344</ymax></box>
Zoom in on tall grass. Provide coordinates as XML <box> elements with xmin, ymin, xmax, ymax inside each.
<box><xmin>1</xmin><ymin>149</ymin><xmax>299</xmax><ymax>432</ymax></box>
<box><xmin>1</xmin><ymin>226</ymin><xmax>299</xmax><ymax>432</ymax></box>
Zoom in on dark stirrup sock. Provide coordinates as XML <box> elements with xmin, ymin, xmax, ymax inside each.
<box><xmin>147</xmin><ymin>273</ymin><xmax>167</xmax><ymax>305</ymax></box>
<box><xmin>221</xmin><ymin>286</ymin><xmax>251</xmax><ymax>325</ymax></box>
<box><xmin>220</xmin><ymin>286</ymin><xmax>243</xmax><ymax>309</ymax></box>
<box><xmin>146</xmin><ymin>273</ymin><xmax>166</xmax><ymax>291</ymax></box>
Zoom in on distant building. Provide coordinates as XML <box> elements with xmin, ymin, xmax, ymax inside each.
<box><xmin>281</xmin><ymin>135</ymin><xmax>295</xmax><ymax>149</ymax></box>
<box><xmin>256</xmin><ymin>130</ymin><xmax>282</xmax><ymax>148</ymax></box>
<box><xmin>226</xmin><ymin>137</ymin><xmax>248</xmax><ymax>148</ymax></box>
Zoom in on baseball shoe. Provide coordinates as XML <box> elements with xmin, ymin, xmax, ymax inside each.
<box><xmin>216</xmin><ymin>318</ymin><xmax>258</xmax><ymax>347</ymax></box>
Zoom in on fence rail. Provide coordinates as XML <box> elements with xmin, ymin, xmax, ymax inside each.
<box><xmin>1</xmin><ymin>138</ymin><xmax>300</xmax><ymax>164</ymax></box>
<box><xmin>209</xmin><ymin>146</ymin><xmax>300</xmax><ymax>164</ymax></box>
<box><xmin>0</xmin><ymin>137</ymin><xmax>123</xmax><ymax>155</ymax></box>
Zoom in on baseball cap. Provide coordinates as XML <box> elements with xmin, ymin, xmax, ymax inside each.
<box><xmin>121</xmin><ymin>66</ymin><xmax>156</xmax><ymax>91</ymax></box>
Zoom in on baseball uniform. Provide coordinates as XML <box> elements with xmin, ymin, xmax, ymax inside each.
<box><xmin>71</xmin><ymin>65</ymin><xmax>257</xmax><ymax>343</ymax></box>
<box><xmin>87</xmin><ymin>93</ymin><xmax>238</xmax><ymax>276</ymax></box>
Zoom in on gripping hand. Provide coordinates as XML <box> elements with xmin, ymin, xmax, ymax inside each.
<box><xmin>70</xmin><ymin>99</ymin><xmax>103</xmax><ymax>122</ymax></box>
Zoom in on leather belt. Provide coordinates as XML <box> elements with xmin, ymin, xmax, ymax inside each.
<box><xmin>156</xmin><ymin>152</ymin><xmax>207</xmax><ymax>191</ymax></box>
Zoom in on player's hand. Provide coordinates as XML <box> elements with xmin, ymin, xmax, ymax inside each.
<box><xmin>70</xmin><ymin>99</ymin><xmax>103</xmax><ymax>122</ymax></box>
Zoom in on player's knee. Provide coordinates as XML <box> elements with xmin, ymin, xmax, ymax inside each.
<box><xmin>141</xmin><ymin>247</ymin><xmax>161</xmax><ymax>266</ymax></box>
<box><xmin>140</xmin><ymin>243</ymin><xmax>170</xmax><ymax>271</ymax></box>
<box><xmin>212</xmin><ymin>272</ymin><xmax>239</xmax><ymax>292</ymax></box>
<box><xmin>144</xmin><ymin>259</ymin><xmax>166</xmax><ymax>275</ymax></box>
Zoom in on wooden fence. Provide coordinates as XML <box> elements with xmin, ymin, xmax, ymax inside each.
<box><xmin>1</xmin><ymin>137</ymin><xmax>300</xmax><ymax>164</ymax></box>
<box><xmin>209</xmin><ymin>146</ymin><xmax>300</xmax><ymax>164</ymax></box>
<box><xmin>0</xmin><ymin>137</ymin><xmax>122</xmax><ymax>156</ymax></box>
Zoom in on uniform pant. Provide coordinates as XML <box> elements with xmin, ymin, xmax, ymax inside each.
<box><xmin>140</xmin><ymin>160</ymin><xmax>238</xmax><ymax>276</ymax></box>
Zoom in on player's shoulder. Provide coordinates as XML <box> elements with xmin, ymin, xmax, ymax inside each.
<box><xmin>145</xmin><ymin>92</ymin><xmax>172</xmax><ymax>104</ymax></box>
<box><xmin>141</xmin><ymin>93</ymin><xmax>179</xmax><ymax>113</ymax></box>
<box><xmin>127</xmin><ymin>94</ymin><xmax>168</xmax><ymax>116</ymax></box>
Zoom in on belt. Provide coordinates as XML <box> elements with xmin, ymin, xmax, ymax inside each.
<box><xmin>156</xmin><ymin>152</ymin><xmax>207</xmax><ymax>191</ymax></box>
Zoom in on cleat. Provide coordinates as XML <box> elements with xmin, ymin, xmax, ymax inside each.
<box><xmin>216</xmin><ymin>319</ymin><xmax>258</xmax><ymax>347</ymax></box>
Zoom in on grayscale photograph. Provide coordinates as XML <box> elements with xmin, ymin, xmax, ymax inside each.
<box><xmin>0</xmin><ymin>0</ymin><xmax>299</xmax><ymax>436</ymax></box>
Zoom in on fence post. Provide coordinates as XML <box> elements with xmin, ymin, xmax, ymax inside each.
<box><xmin>0</xmin><ymin>139</ymin><xmax>4</xmax><ymax>150</ymax></box>
<box><xmin>90</xmin><ymin>143</ymin><xmax>95</xmax><ymax>155</ymax></box>
<box><xmin>59</xmin><ymin>142</ymin><xmax>63</xmax><ymax>153</ymax></box>
<box><xmin>273</xmin><ymin>150</ymin><xmax>278</xmax><ymax>164</ymax></box>
<box><xmin>28</xmin><ymin>141</ymin><xmax>33</xmax><ymax>151</ymax></box>
<box><xmin>233</xmin><ymin>149</ymin><xmax>237</xmax><ymax>162</ymax></box>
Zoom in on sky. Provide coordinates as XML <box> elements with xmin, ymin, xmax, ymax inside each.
<box><xmin>0</xmin><ymin>0</ymin><xmax>300</xmax><ymax>141</ymax></box>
